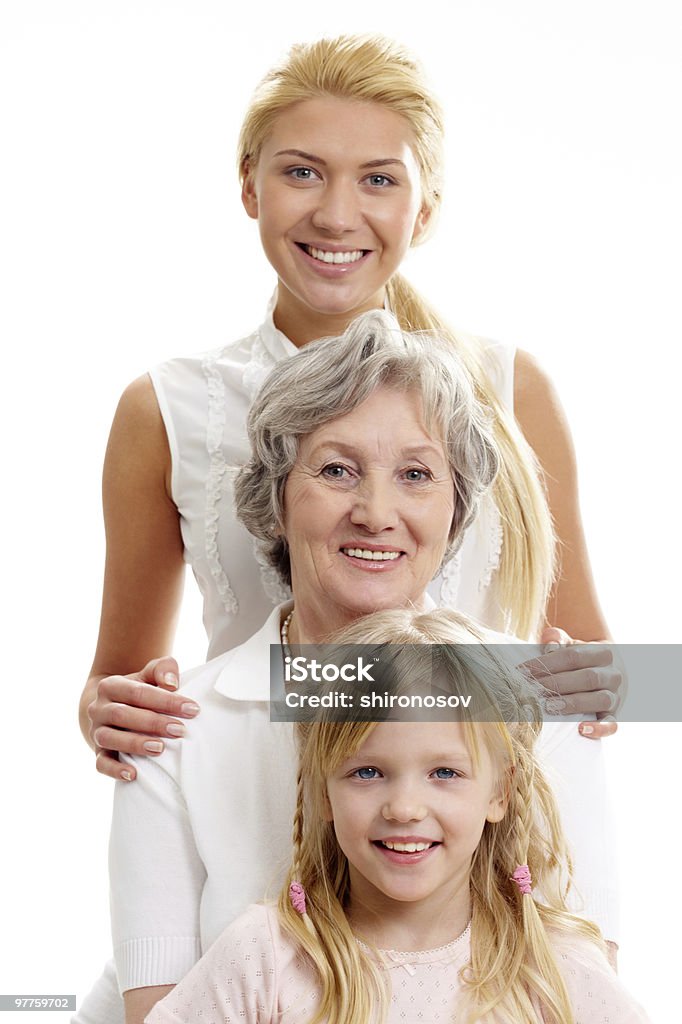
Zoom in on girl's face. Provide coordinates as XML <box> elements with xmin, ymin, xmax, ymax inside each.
<box><xmin>325</xmin><ymin>722</ymin><xmax>507</xmax><ymax>923</ymax></box>
<box><xmin>242</xmin><ymin>96</ymin><xmax>429</xmax><ymax>346</ymax></box>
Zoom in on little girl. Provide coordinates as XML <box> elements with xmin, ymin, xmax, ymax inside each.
<box><xmin>144</xmin><ymin>610</ymin><xmax>649</xmax><ymax>1024</ymax></box>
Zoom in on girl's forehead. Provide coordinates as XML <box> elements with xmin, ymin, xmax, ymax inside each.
<box><xmin>331</xmin><ymin>720</ymin><xmax>505</xmax><ymax>778</ymax></box>
<box><xmin>352</xmin><ymin>721</ymin><xmax>472</xmax><ymax>759</ymax></box>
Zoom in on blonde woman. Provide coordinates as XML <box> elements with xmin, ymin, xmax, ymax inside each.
<box><xmin>81</xmin><ymin>34</ymin><xmax>620</xmax><ymax>786</ymax></box>
<box><xmin>143</xmin><ymin>609</ymin><xmax>647</xmax><ymax>1024</ymax></box>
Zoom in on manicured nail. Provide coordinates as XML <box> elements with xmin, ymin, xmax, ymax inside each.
<box><xmin>120</xmin><ymin>770</ymin><xmax>133</xmax><ymax>782</ymax></box>
<box><xmin>181</xmin><ymin>702</ymin><xmax>200</xmax><ymax>716</ymax></box>
<box><xmin>166</xmin><ymin>723</ymin><xmax>186</xmax><ymax>737</ymax></box>
<box><xmin>143</xmin><ymin>740</ymin><xmax>164</xmax><ymax>753</ymax></box>
<box><xmin>164</xmin><ymin>672</ymin><xmax>179</xmax><ymax>689</ymax></box>
<box><xmin>543</xmin><ymin>642</ymin><xmax>561</xmax><ymax>653</ymax></box>
<box><xmin>580</xmin><ymin>724</ymin><xmax>594</xmax><ymax>736</ymax></box>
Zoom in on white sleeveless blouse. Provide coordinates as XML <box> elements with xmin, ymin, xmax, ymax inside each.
<box><xmin>149</xmin><ymin>296</ymin><xmax>515</xmax><ymax>660</ymax></box>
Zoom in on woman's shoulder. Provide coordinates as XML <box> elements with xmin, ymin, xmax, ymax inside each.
<box><xmin>149</xmin><ymin>324</ymin><xmax>265</xmax><ymax>386</ymax></box>
<box><xmin>458</xmin><ymin>329</ymin><xmax>516</xmax><ymax>411</ymax></box>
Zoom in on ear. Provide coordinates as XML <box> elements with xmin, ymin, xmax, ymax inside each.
<box><xmin>410</xmin><ymin>202</ymin><xmax>431</xmax><ymax>245</ymax></box>
<box><xmin>241</xmin><ymin>160</ymin><xmax>259</xmax><ymax>220</ymax></box>
<box><xmin>486</xmin><ymin>770</ymin><xmax>512</xmax><ymax>824</ymax></box>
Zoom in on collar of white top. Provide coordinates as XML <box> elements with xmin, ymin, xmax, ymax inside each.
<box><xmin>258</xmin><ymin>288</ymin><xmax>400</xmax><ymax>363</ymax></box>
<box><xmin>212</xmin><ymin>594</ymin><xmax>447</xmax><ymax>703</ymax></box>
<box><xmin>213</xmin><ymin>600</ymin><xmax>292</xmax><ymax>702</ymax></box>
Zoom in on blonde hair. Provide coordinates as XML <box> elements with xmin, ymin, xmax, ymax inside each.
<box><xmin>238</xmin><ymin>34</ymin><xmax>555</xmax><ymax>638</ymax></box>
<box><xmin>277</xmin><ymin>608</ymin><xmax>604</xmax><ymax>1024</ymax></box>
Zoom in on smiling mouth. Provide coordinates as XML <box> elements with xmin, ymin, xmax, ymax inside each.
<box><xmin>341</xmin><ymin>547</ymin><xmax>402</xmax><ymax>562</ymax></box>
<box><xmin>374</xmin><ymin>840</ymin><xmax>440</xmax><ymax>853</ymax></box>
<box><xmin>297</xmin><ymin>243</ymin><xmax>368</xmax><ymax>265</ymax></box>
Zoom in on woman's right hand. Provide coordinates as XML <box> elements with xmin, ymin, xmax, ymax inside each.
<box><xmin>88</xmin><ymin>657</ymin><xmax>200</xmax><ymax>781</ymax></box>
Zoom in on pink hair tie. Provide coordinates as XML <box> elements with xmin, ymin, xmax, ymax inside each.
<box><xmin>289</xmin><ymin>881</ymin><xmax>307</xmax><ymax>915</ymax></box>
<box><xmin>511</xmin><ymin>865</ymin><xmax>533</xmax><ymax>895</ymax></box>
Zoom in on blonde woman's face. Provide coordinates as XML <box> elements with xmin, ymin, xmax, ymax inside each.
<box><xmin>241</xmin><ymin>96</ymin><xmax>428</xmax><ymax>345</ymax></box>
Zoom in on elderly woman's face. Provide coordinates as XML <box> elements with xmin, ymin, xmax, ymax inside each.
<box><xmin>283</xmin><ymin>385</ymin><xmax>455</xmax><ymax>629</ymax></box>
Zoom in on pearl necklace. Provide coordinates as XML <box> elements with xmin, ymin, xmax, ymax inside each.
<box><xmin>280</xmin><ymin>610</ymin><xmax>294</xmax><ymax>656</ymax></box>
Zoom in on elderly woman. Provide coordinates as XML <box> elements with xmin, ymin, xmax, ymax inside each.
<box><xmin>108</xmin><ymin>313</ymin><xmax>615</xmax><ymax>1024</ymax></box>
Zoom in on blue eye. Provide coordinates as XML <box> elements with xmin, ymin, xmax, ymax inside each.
<box><xmin>354</xmin><ymin>766</ymin><xmax>380</xmax><ymax>780</ymax></box>
<box><xmin>432</xmin><ymin>768</ymin><xmax>457</xmax><ymax>780</ymax></box>
<box><xmin>289</xmin><ymin>166</ymin><xmax>318</xmax><ymax>181</ymax></box>
<box><xmin>322</xmin><ymin>464</ymin><xmax>350</xmax><ymax>479</ymax></box>
<box><xmin>366</xmin><ymin>173</ymin><xmax>394</xmax><ymax>187</ymax></box>
<box><xmin>403</xmin><ymin>468</ymin><xmax>431</xmax><ymax>482</ymax></box>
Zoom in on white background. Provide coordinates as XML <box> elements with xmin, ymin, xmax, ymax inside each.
<box><xmin>1</xmin><ymin>1</ymin><xmax>680</xmax><ymax>1021</ymax></box>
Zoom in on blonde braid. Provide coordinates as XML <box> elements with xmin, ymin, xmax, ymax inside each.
<box><xmin>277</xmin><ymin>731</ymin><xmax>388</xmax><ymax>1024</ymax></box>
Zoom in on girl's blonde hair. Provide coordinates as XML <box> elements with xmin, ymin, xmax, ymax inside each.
<box><xmin>238</xmin><ymin>34</ymin><xmax>555</xmax><ymax>638</ymax></box>
<box><xmin>277</xmin><ymin>608</ymin><xmax>604</xmax><ymax>1024</ymax></box>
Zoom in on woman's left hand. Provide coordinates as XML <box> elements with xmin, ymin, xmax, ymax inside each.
<box><xmin>521</xmin><ymin>627</ymin><xmax>621</xmax><ymax>738</ymax></box>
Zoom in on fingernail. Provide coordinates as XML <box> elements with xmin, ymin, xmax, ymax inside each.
<box><xmin>120</xmin><ymin>770</ymin><xmax>133</xmax><ymax>782</ymax></box>
<box><xmin>143</xmin><ymin>740</ymin><xmax>164</xmax><ymax>753</ymax></box>
<box><xmin>543</xmin><ymin>642</ymin><xmax>561</xmax><ymax>654</ymax></box>
<box><xmin>545</xmin><ymin>697</ymin><xmax>567</xmax><ymax>715</ymax></box>
<box><xmin>181</xmin><ymin>702</ymin><xmax>200</xmax><ymax>716</ymax></box>
<box><xmin>164</xmin><ymin>672</ymin><xmax>179</xmax><ymax>689</ymax></box>
<box><xmin>580</xmin><ymin>724</ymin><xmax>594</xmax><ymax>735</ymax></box>
<box><xmin>166</xmin><ymin>723</ymin><xmax>186</xmax><ymax>737</ymax></box>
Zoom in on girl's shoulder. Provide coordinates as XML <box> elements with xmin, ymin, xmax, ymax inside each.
<box><xmin>148</xmin><ymin>905</ymin><xmax>321</xmax><ymax>1024</ymax></box>
<box><xmin>214</xmin><ymin>903</ymin><xmax>318</xmax><ymax>980</ymax></box>
<box><xmin>548</xmin><ymin>930</ymin><xmax>651</xmax><ymax>1022</ymax></box>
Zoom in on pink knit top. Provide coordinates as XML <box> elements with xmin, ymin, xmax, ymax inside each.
<box><xmin>145</xmin><ymin>904</ymin><xmax>649</xmax><ymax>1023</ymax></box>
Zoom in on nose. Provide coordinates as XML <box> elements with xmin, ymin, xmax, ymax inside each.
<box><xmin>382</xmin><ymin>782</ymin><xmax>427</xmax><ymax>824</ymax></box>
<box><xmin>349</xmin><ymin>474</ymin><xmax>400</xmax><ymax>534</ymax></box>
<box><xmin>311</xmin><ymin>178</ymin><xmax>362</xmax><ymax>235</ymax></box>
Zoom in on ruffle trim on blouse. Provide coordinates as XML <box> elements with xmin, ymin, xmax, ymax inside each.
<box><xmin>252</xmin><ymin>538</ymin><xmax>291</xmax><ymax>607</ymax></box>
<box><xmin>436</xmin><ymin>497</ymin><xmax>504</xmax><ymax>609</ymax></box>
<box><xmin>202</xmin><ymin>349</ymin><xmax>239</xmax><ymax>616</ymax></box>
<box><xmin>438</xmin><ymin>549</ymin><xmax>462</xmax><ymax>607</ymax></box>
<box><xmin>242</xmin><ymin>328</ymin><xmax>278</xmax><ymax>400</ymax></box>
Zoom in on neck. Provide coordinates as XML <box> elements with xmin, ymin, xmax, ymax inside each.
<box><xmin>286</xmin><ymin>604</ymin><xmax>341</xmax><ymax>645</ymax></box>
<box><xmin>287</xmin><ymin>593</ymin><xmax>430</xmax><ymax>645</ymax></box>
<box><xmin>272</xmin><ymin>285</ymin><xmax>387</xmax><ymax>348</ymax></box>
<box><xmin>347</xmin><ymin>882</ymin><xmax>472</xmax><ymax>953</ymax></box>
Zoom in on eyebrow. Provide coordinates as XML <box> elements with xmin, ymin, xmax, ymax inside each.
<box><xmin>272</xmin><ymin>149</ymin><xmax>407</xmax><ymax>171</ymax></box>
<box><xmin>309</xmin><ymin>442</ymin><xmax>446</xmax><ymax>459</ymax></box>
<box><xmin>342</xmin><ymin>751</ymin><xmax>473</xmax><ymax>768</ymax></box>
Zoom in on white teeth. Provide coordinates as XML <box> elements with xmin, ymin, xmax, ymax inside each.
<box><xmin>306</xmin><ymin>245</ymin><xmax>364</xmax><ymax>265</ymax></box>
<box><xmin>382</xmin><ymin>841</ymin><xmax>432</xmax><ymax>853</ymax></box>
<box><xmin>342</xmin><ymin>548</ymin><xmax>401</xmax><ymax>561</ymax></box>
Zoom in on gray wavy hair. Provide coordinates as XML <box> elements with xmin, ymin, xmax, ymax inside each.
<box><xmin>234</xmin><ymin>311</ymin><xmax>500</xmax><ymax>587</ymax></box>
